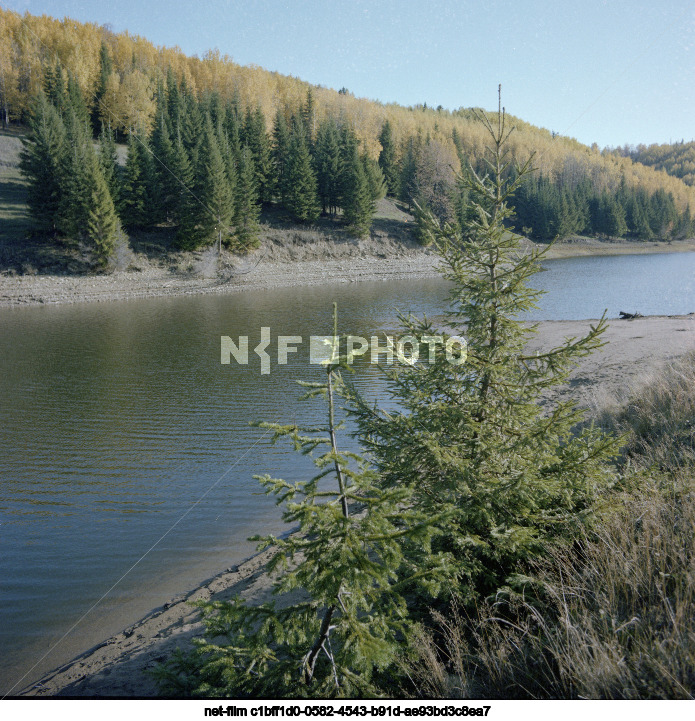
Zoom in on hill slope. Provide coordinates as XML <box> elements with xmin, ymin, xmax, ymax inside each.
<box><xmin>2</xmin><ymin>7</ymin><xmax>694</xmax><ymax>212</ymax></box>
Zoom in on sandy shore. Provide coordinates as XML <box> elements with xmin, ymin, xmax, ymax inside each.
<box><xmin>2</xmin><ymin>236</ymin><xmax>695</xmax><ymax>308</ymax></box>
<box><xmin>10</xmin><ymin>312</ymin><xmax>694</xmax><ymax>698</ymax></box>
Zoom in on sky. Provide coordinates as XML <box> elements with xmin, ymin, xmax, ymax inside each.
<box><xmin>3</xmin><ymin>0</ymin><xmax>695</xmax><ymax>149</ymax></box>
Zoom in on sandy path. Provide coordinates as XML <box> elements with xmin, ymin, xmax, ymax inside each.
<box><xmin>10</xmin><ymin>312</ymin><xmax>694</xmax><ymax>698</ymax></box>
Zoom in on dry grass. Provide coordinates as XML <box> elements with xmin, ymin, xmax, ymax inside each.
<box><xmin>402</xmin><ymin>355</ymin><xmax>695</xmax><ymax>699</ymax></box>
<box><xmin>594</xmin><ymin>351</ymin><xmax>695</xmax><ymax>469</ymax></box>
<box><xmin>0</xmin><ymin>132</ymin><xmax>31</xmax><ymax>246</ymax></box>
<box><xmin>403</xmin><ymin>480</ymin><xmax>695</xmax><ymax>699</ymax></box>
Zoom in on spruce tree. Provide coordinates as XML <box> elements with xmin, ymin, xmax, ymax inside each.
<box><xmin>351</xmin><ymin>91</ymin><xmax>618</xmax><ymax>600</ymax></box>
<box><xmin>66</xmin><ymin>71</ymin><xmax>90</xmax><ymax>128</ymax></box>
<box><xmin>150</xmin><ymin>107</ymin><xmax>178</xmax><ymax>224</ymax></box>
<box><xmin>234</xmin><ymin>145</ymin><xmax>261</xmax><ymax>248</ymax></box>
<box><xmin>315</xmin><ymin>118</ymin><xmax>342</xmax><ymax>215</ymax></box>
<box><xmin>283</xmin><ymin>121</ymin><xmax>320</xmax><ymax>222</ymax></box>
<box><xmin>398</xmin><ymin>135</ymin><xmax>419</xmax><ymax>211</ymax></box>
<box><xmin>223</xmin><ymin>99</ymin><xmax>242</xmax><ymax>161</ymax></box>
<box><xmin>98</xmin><ymin>122</ymin><xmax>120</xmax><ymax>210</ymax></box>
<box><xmin>91</xmin><ymin>41</ymin><xmax>113</xmax><ymax>134</ymax></box>
<box><xmin>301</xmin><ymin>88</ymin><xmax>316</xmax><ymax>150</ymax></box>
<box><xmin>363</xmin><ymin>153</ymin><xmax>388</xmax><ymax>204</ymax></box>
<box><xmin>197</xmin><ymin>118</ymin><xmax>234</xmax><ymax>249</ymax></box>
<box><xmin>154</xmin><ymin>308</ymin><xmax>452</xmax><ymax>698</ymax></box>
<box><xmin>341</xmin><ymin>132</ymin><xmax>375</xmax><ymax>237</ymax></box>
<box><xmin>243</xmin><ymin>106</ymin><xmax>274</xmax><ymax>204</ymax></box>
<box><xmin>19</xmin><ymin>91</ymin><xmax>67</xmax><ymax>235</ymax></box>
<box><xmin>216</xmin><ymin>119</ymin><xmax>238</xmax><ymax>217</ymax></box>
<box><xmin>56</xmin><ymin>106</ymin><xmax>95</xmax><ymax>240</ymax></box>
<box><xmin>181</xmin><ymin>93</ymin><xmax>204</xmax><ymax>168</ymax></box>
<box><xmin>598</xmin><ymin>192</ymin><xmax>627</xmax><ymax>238</ymax></box>
<box><xmin>171</xmin><ymin>130</ymin><xmax>197</xmax><ymax>243</ymax></box>
<box><xmin>166</xmin><ymin>68</ymin><xmax>183</xmax><ymax>135</ymax></box>
<box><xmin>676</xmin><ymin>204</ymin><xmax>692</xmax><ymax>239</ymax></box>
<box><xmin>119</xmin><ymin>132</ymin><xmax>150</xmax><ymax>230</ymax></box>
<box><xmin>377</xmin><ymin>120</ymin><xmax>398</xmax><ymax>195</ymax></box>
<box><xmin>43</xmin><ymin>61</ymin><xmax>66</xmax><ymax>112</ymax></box>
<box><xmin>86</xmin><ymin>160</ymin><xmax>121</xmax><ymax>266</ymax></box>
<box><xmin>649</xmin><ymin>188</ymin><xmax>678</xmax><ymax>238</ymax></box>
<box><xmin>272</xmin><ymin>108</ymin><xmax>290</xmax><ymax>205</ymax></box>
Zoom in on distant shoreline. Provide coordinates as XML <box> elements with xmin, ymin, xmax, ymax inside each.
<box><xmin>1</xmin><ymin>237</ymin><xmax>695</xmax><ymax>309</ymax></box>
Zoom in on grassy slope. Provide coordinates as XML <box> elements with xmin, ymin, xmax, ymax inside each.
<box><xmin>0</xmin><ymin>131</ymin><xmax>30</xmax><ymax>246</ymax></box>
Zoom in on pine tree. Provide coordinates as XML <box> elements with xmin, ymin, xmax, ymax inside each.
<box><xmin>283</xmin><ymin>121</ymin><xmax>320</xmax><ymax>223</ymax></box>
<box><xmin>19</xmin><ymin>91</ymin><xmax>67</xmax><ymax>235</ymax></box>
<box><xmin>351</xmin><ymin>91</ymin><xmax>618</xmax><ymax>600</ymax></box>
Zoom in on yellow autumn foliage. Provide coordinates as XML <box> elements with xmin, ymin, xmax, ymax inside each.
<box><xmin>1</xmin><ymin>7</ymin><xmax>693</xmax><ymax>212</ymax></box>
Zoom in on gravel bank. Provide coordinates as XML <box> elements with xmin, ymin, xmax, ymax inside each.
<box><xmin>2</xmin><ymin>234</ymin><xmax>694</xmax><ymax>309</ymax></box>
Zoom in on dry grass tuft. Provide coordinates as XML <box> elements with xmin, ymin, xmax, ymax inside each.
<box><xmin>404</xmin><ymin>481</ymin><xmax>695</xmax><ymax>699</ymax></box>
<box><xmin>594</xmin><ymin>351</ymin><xmax>695</xmax><ymax>469</ymax></box>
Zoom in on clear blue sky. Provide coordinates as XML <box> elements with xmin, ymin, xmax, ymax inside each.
<box><xmin>4</xmin><ymin>0</ymin><xmax>695</xmax><ymax>149</ymax></box>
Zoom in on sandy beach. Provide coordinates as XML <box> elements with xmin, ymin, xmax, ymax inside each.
<box><xmin>8</xmin><ymin>310</ymin><xmax>693</xmax><ymax>698</ymax></box>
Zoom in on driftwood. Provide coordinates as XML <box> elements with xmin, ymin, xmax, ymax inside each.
<box><xmin>619</xmin><ymin>311</ymin><xmax>643</xmax><ymax>319</ymax></box>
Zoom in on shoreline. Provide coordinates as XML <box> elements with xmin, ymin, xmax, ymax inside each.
<box><xmin>1</xmin><ymin>237</ymin><xmax>695</xmax><ymax>309</ymax></box>
<box><xmin>13</xmin><ymin>313</ymin><xmax>695</xmax><ymax>698</ymax></box>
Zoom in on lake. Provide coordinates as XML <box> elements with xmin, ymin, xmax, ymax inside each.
<box><xmin>1</xmin><ymin>251</ymin><xmax>694</xmax><ymax>694</ymax></box>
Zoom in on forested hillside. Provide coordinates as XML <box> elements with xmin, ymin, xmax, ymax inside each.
<box><xmin>2</xmin><ymin>8</ymin><xmax>695</xmax><ymax>268</ymax></box>
<box><xmin>612</xmin><ymin>140</ymin><xmax>695</xmax><ymax>187</ymax></box>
